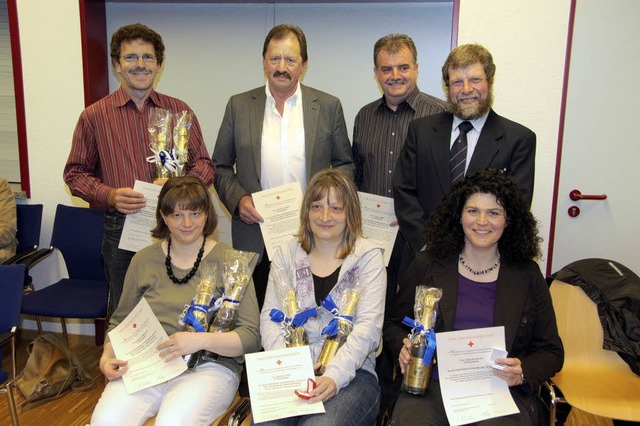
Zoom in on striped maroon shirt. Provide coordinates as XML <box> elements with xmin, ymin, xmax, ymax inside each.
<box><xmin>352</xmin><ymin>87</ymin><xmax>446</xmax><ymax>197</ymax></box>
<box><xmin>64</xmin><ymin>86</ymin><xmax>214</xmax><ymax>209</ymax></box>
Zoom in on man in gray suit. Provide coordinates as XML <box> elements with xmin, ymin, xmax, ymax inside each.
<box><xmin>394</xmin><ymin>44</ymin><xmax>536</xmax><ymax>258</ymax></box>
<box><xmin>212</xmin><ymin>24</ymin><xmax>354</xmax><ymax>307</ymax></box>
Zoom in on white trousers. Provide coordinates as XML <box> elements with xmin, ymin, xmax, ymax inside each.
<box><xmin>90</xmin><ymin>362</ymin><xmax>239</xmax><ymax>426</ymax></box>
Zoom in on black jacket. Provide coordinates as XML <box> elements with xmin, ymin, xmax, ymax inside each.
<box><xmin>549</xmin><ymin>258</ymin><xmax>640</xmax><ymax>376</ymax></box>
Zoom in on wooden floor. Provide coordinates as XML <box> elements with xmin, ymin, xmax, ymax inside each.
<box><xmin>1</xmin><ymin>332</ymin><xmax>614</xmax><ymax>426</ymax></box>
<box><xmin>1</xmin><ymin>331</ymin><xmax>106</xmax><ymax>426</ymax></box>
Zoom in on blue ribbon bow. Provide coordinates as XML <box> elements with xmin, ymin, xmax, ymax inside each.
<box><xmin>320</xmin><ymin>295</ymin><xmax>353</xmax><ymax>337</ymax></box>
<box><xmin>183</xmin><ymin>297</ymin><xmax>220</xmax><ymax>332</ymax></box>
<box><xmin>402</xmin><ymin>316</ymin><xmax>437</xmax><ymax>365</ymax></box>
<box><xmin>321</xmin><ymin>295</ymin><xmax>340</xmax><ymax>316</ymax></box>
<box><xmin>269</xmin><ymin>307</ymin><xmax>318</xmax><ymax>327</ymax></box>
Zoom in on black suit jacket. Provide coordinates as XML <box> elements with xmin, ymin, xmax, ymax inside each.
<box><xmin>393</xmin><ymin>110</ymin><xmax>536</xmax><ymax>256</ymax></box>
<box><xmin>383</xmin><ymin>253</ymin><xmax>564</xmax><ymax>393</ymax></box>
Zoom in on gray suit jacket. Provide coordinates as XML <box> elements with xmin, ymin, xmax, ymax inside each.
<box><xmin>213</xmin><ymin>84</ymin><xmax>354</xmax><ymax>257</ymax></box>
<box><xmin>393</xmin><ymin>110</ymin><xmax>536</xmax><ymax>256</ymax></box>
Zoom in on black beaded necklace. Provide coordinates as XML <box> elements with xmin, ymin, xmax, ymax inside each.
<box><xmin>459</xmin><ymin>256</ymin><xmax>500</xmax><ymax>276</ymax></box>
<box><xmin>165</xmin><ymin>236</ymin><xmax>206</xmax><ymax>285</ymax></box>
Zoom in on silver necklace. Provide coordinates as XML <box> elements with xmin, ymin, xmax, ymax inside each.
<box><xmin>459</xmin><ymin>256</ymin><xmax>500</xmax><ymax>275</ymax></box>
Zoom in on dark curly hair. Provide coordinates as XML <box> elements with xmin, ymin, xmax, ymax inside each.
<box><xmin>424</xmin><ymin>169</ymin><xmax>541</xmax><ymax>263</ymax></box>
<box><xmin>110</xmin><ymin>23</ymin><xmax>165</xmax><ymax>66</ymax></box>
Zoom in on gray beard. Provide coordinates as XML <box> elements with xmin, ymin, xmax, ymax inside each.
<box><xmin>447</xmin><ymin>91</ymin><xmax>493</xmax><ymax>120</ymax></box>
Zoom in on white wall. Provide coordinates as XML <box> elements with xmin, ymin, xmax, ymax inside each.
<box><xmin>458</xmin><ymin>0</ymin><xmax>572</xmax><ymax>267</ymax></box>
<box><xmin>16</xmin><ymin>0</ymin><xmax>87</xmax><ymax>333</ymax></box>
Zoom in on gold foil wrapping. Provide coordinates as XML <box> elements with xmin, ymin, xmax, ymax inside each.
<box><xmin>283</xmin><ymin>289</ymin><xmax>308</xmax><ymax>347</ymax></box>
<box><xmin>209</xmin><ymin>250</ymin><xmax>259</xmax><ymax>333</ymax></box>
<box><xmin>402</xmin><ymin>286</ymin><xmax>443</xmax><ymax>395</ymax></box>
<box><xmin>187</xmin><ymin>263</ymin><xmax>217</xmax><ymax>332</ymax></box>
<box><xmin>148</xmin><ymin>108</ymin><xmax>173</xmax><ymax>180</ymax></box>
<box><xmin>315</xmin><ymin>289</ymin><xmax>361</xmax><ymax>375</ymax></box>
<box><xmin>271</xmin><ymin>266</ymin><xmax>311</xmax><ymax>347</ymax></box>
<box><xmin>147</xmin><ymin>109</ymin><xmax>193</xmax><ymax>178</ymax></box>
<box><xmin>183</xmin><ymin>262</ymin><xmax>217</xmax><ymax>367</ymax></box>
<box><xmin>172</xmin><ymin>111</ymin><xmax>192</xmax><ymax>176</ymax></box>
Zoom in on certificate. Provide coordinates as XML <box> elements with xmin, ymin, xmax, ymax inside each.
<box><xmin>108</xmin><ymin>297</ymin><xmax>187</xmax><ymax>394</ymax></box>
<box><xmin>119</xmin><ymin>180</ymin><xmax>161</xmax><ymax>252</ymax></box>
<box><xmin>246</xmin><ymin>346</ymin><xmax>325</xmax><ymax>423</ymax></box>
<box><xmin>358</xmin><ymin>192</ymin><xmax>398</xmax><ymax>267</ymax></box>
<box><xmin>252</xmin><ymin>182</ymin><xmax>303</xmax><ymax>260</ymax></box>
<box><xmin>436</xmin><ymin>326</ymin><xmax>519</xmax><ymax>425</ymax></box>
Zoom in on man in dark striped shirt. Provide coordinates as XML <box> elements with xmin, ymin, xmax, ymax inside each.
<box><xmin>353</xmin><ymin>34</ymin><xmax>446</xmax><ymax>307</ymax></box>
<box><xmin>351</xmin><ymin>33</ymin><xmax>446</xmax><ymax>421</ymax></box>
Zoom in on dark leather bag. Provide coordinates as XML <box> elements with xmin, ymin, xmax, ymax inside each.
<box><xmin>15</xmin><ymin>332</ymin><xmax>94</xmax><ymax>411</ymax></box>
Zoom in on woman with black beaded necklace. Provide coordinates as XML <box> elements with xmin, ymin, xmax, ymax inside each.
<box><xmin>385</xmin><ymin>169</ymin><xmax>564</xmax><ymax>426</ymax></box>
<box><xmin>91</xmin><ymin>176</ymin><xmax>261</xmax><ymax>426</ymax></box>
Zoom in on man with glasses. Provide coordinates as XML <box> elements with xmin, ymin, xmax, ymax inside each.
<box><xmin>212</xmin><ymin>24</ymin><xmax>354</xmax><ymax>309</ymax></box>
<box><xmin>64</xmin><ymin>23</ymin><xmax>214</xmax><ymax>313</ymax></box>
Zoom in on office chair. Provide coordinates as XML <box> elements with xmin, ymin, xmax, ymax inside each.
<box><xmin>3</xmin><ymin>204</ymin><xmax>45</xmax><ymax>264</ymax></box>
<box><xmin>21</xmin><ymin>205</ymin><xmax>108</xmax><ymax>346</ymax></box>
<box><xmin>542</xmin><ymin>280</ymin><xmax>640</xmax><ymax>424</ymax></box>
<box><xmin>3</xmin><ymin>204</ymin><xmax>53</xmax><ymax>291</ymax></box>
<box><xmin>0</xmin><ymin>264</ymin><xmax>25</xmax><ymax>426</ymax></box>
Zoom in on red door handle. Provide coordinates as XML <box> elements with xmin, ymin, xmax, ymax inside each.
<box><xmin>569</xmin><ymin>189</ymin><xmax>607</xmax><ymax>201</ymax></box>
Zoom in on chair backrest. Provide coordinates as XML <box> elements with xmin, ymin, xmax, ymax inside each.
<box><xmin>549</xmin><ymin>279</ymin><xmax>623</xmax><ymax>365</ymax></box>
<box><xmin>0</xmin><ymin>264</ymin><xmax>25</xmax><ymax>334</ymax></box>
<box><xmin>16</xmin><ymin>204</ymin><xmax>43</xmax><ymax>252</ymax></box>
<box><xmin>549</xmin><ymin>279</ymin><xmax>640</xmax><ymax>420</ymax></box>
<box><xmin>50</xmin><ymin>205</ymin><xmax>105</xmax><ymax>281</ymax></box>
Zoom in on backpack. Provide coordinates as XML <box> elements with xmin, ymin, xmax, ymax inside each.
<box><xmin>15</xmin><ymin>332</ymin><xmax>95</xmax><ymax>411</ymax></box>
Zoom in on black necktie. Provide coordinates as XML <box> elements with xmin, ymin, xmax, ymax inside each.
<box><xmin>450</xmin><ymin>121</ymin><xmax>473</xmax><ymax>185</ymax></box>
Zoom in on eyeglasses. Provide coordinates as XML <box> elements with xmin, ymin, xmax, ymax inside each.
<box><xmin>121</xmin><ymin>54</ymin><xmax>157</xmax><ymax>63</ymax></box>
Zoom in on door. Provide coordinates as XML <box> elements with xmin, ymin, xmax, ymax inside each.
<box><xmin>550</xmin><ymin>0</ymin><xmax>640</xmax><ymax>275</ymax></box>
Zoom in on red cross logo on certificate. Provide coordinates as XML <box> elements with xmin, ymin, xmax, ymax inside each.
<box><xmin>468</xmin><ymin>341</ymin><xmax>474</xmax><ymax>348</ymax></box>
<box><xmin>276</xmin><ymin>359</ymin><xmax>282</xmax><ymax>365</ymax></box>
<box><xmin>133</xmin><ymin>324</ymin><xmax>137</xmax><ymax>329</ymax></box>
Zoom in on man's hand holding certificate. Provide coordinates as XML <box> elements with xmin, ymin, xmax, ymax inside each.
<box><xmin>358</xmin><ymin>192</ymin><xmax>398</xmax><ymax>267</ymax></box>
<box><xmin>108</xmin><ymin>298</ymin><xmax>187</xmax><ymax>394</ymax></box>
<box><xmin>252</xmin><ymin>182</ymin><xmax>303</xmax><ymax>260</ymax></box>
<box><xmin>119</xmin><ymin>180</ymin><xmax>162</xmax><ymax>252</ymax></box>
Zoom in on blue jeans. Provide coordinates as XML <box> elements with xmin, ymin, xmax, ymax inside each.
<box><xmin>254</xmin><ymin>369</ymin><xmax>380</xmax><ymax>426</ymax></box>
<box><xmin>101</xmin><ymin>211</ymin><xmax>135</xmax><ymax>313</ymax></box>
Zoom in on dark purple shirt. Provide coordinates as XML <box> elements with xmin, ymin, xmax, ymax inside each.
<box><xmin>434</xmin><ymin>274</ymin><xmax>498</xmax><ymax>382</ymax></box>
<box><xmin>453</xmin><ymin>273</ymin><xmax>498</xmax><ymax>330</ymax></box>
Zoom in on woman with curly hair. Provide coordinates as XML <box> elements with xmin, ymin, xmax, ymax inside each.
<box><xmin>384</xmin><ymin>169</ymin><xmax>563</xmax><ymax>425</ymax></box>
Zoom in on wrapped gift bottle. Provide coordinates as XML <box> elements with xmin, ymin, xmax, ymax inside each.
<box><xmin>315</xmin><ymin>289</ymin><xmax>359</xmax><ymax>375</ymax></box>
<box><xmin>402</xmin><ymin>286</ymin><xmax>442</xmax><ymax>395</ymax></box>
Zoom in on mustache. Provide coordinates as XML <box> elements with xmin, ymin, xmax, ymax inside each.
<box><xmin>273</xmin><ymin>71</ymin><xmax>292</xmax><ymax>80</ymax></box>
<box><xmin>131</xmin><ymin>67</ymin><xmax>150</xmax><ymax>73</ymax></box>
